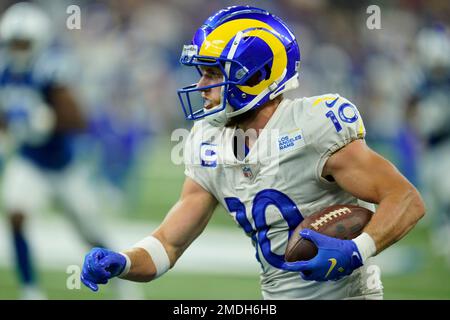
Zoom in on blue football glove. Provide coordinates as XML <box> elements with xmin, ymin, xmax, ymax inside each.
<box><xmin>81</xmin><ymin>247</ymin><xmax>127</xmax><ymax>292</ymax></box>
<box><xmin>282</xmin><ymin>229</ymin><xmax>363</xmax><ymax>281</ymax></box>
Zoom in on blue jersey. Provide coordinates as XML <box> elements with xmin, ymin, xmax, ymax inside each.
<box><xmin>0</xmin><ymin>50</ymin><xmax>75</xmax><ymax>170</ymax></box>
<box><xmin>413</xmin><ymin>71</ymin><xmax>450</xmax><ymax>147</ymax></box>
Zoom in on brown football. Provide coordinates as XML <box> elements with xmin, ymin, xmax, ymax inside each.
<box><xmin>285</xmin><ymin>204</ymin><xmax>373</xmax><ymax>262</ymax></box>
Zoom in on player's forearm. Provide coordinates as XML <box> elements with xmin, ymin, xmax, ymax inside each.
<box><xmin>118</xmin><ymin>232</ymin><xmax>179</xmax><ymax>283</ymax></box>
<box><xmin>119</xmin><ymin>248</ymin><xmax>158</xmax><ymax>282</ymax></box>
<box><xmin>364</xmin><ymin>185</ymin><xmax>425</xmax><ymax>254</ymax></box>
<box><xmin>117</xmin><ymin>179</ymin><xmax>216</xmax><ymax>283</ymax></box>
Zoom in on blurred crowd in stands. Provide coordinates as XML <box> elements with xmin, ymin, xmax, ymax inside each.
<box><xmin>0</xmin><ymin>0</ymin><xmax>449</xmax><ymax>213</ymax></box>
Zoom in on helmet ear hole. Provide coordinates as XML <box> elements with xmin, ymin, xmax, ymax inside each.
<box><xmin>245</xmin><ymin>70</ymin><xmax>262</xmax><ymax>87</ymax></box>
<box><xmin>263</xmin><ymin>63</ymin><xmax>271</xmax><ymax>80</ymax></box>
<box><xmin>243</xmin><ymin>64</ymin><xmax>271</xmax><ymax>87</ymax></box>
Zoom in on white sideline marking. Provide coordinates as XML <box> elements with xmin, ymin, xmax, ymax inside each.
<box><xmin>0</xmin><ymin>215</ymin><xmax>260</xmax><ymax>275</ymax></box>
<box><xmin>0</xmin><ymin>215</ymin><xmax>414</xmax><ymax>276</ymax></box>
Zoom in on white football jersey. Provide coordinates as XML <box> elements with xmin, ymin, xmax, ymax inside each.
<box><xmin>184</xmin><ymin>94</ymin><xmax>383</xmax><ymax>299</ymax></box>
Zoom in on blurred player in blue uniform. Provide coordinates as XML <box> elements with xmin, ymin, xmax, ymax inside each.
<box><xmin>0</xmin><ymin>2</ymin><xmax>108</xmax><ymax>299</ymax></box>
<box><xmin>406</xmin><ymin>27</ymin><xmax>450</xmax><ymax>265</ymax></box>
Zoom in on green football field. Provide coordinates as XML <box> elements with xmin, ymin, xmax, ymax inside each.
<box><xmin>0</xmin><ymin>224</ymin><xmax>449</xmax><ymax>300</ymax></box>
<box><xmin>0</xmin><ymin>138</ymin><xmax>449</xmax><ymax>299</ymax></box>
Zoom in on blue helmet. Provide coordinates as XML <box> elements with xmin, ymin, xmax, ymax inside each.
<box><xmin>177</xmin><ymin>6</ymin><xmax>301</xmax><ymax>126</ymax></box>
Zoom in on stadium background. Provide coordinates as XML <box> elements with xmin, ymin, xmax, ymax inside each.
<box><xmin>0</xmin><ymin>0</ymin><xmax>449</xmax><ymax>299</ymax></box>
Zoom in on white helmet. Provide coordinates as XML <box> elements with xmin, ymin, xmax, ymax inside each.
<box><xmin>0</xmin><ymin>2</ymin><xmax>52</xmax><ymax>71</ymax></box>
<box><xmin>416</xmin><ymin>27</ymin><xmax>450</xmax><ymax>71</ymax></box>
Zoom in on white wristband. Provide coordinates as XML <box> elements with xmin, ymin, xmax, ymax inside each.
<box><xmin>353</xmin><ymin>232</ymin><xmax>377</xmax><ymax>264</ymax></box>
<box><xmin>132</xmin><ymin>236</ymin><xmax>170</xmax><ymax>278</ymax></box>
<box><xmin>118</xmin><ymin>252</ymin><xmax>131</xmax><ymax>278</ymax></box>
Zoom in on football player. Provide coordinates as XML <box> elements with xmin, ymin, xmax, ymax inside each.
<box><xmin>81</xmin><ymin>6</ymin><xmax>425</xmax><ymax>299</ymax></box>
<box><xmin>406</xmin><ymin>27</ymin><xmax>450</xmax><ymax>265</ymax></box>
<box><xmin>0</xmin><ymin>2</ymin><xmax>108</xmax><ymax>299</ymax></box>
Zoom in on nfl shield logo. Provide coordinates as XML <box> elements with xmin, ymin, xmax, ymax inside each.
<box><xmin>242</xmin><ymin>166</ymin><xmax>253</xmax><ymax>179</ymax></box>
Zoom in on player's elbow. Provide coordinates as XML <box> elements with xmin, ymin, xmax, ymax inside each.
<box><xmin>140</xmin><ymin>273</ymin><xmax>157</xmax><ymax>283</ymax></box>
<box><xmin>408</xmin><ymin>186</ymin><xmax>426</xmax><ymax>223</ymax></box>
<box><xmin>130</xmin><ymin>272</ymin><xmax>156</xmax><ymax>283</ymax></box>
<box><xmin>166</xmin><ymin>245</ymin><xmax>184</xmax><ymax>268</ymax></box>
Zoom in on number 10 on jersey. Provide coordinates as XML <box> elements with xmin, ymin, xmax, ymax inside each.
<box><xmin>225</xmin><ymin>189</ymin><xmax>304</xmax><ymax>269</ymax></box>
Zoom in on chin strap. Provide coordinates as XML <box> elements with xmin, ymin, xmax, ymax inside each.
<box><xmin>269</xmin><ymin>72</ymin><xmax>299</xmax><ymax>100</ymax></box>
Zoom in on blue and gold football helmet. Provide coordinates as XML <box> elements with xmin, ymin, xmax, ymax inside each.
<box><xmin>177</xmin><ymin>6</ymin><xmax>301</xmax><ymax>126</ymax></box>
